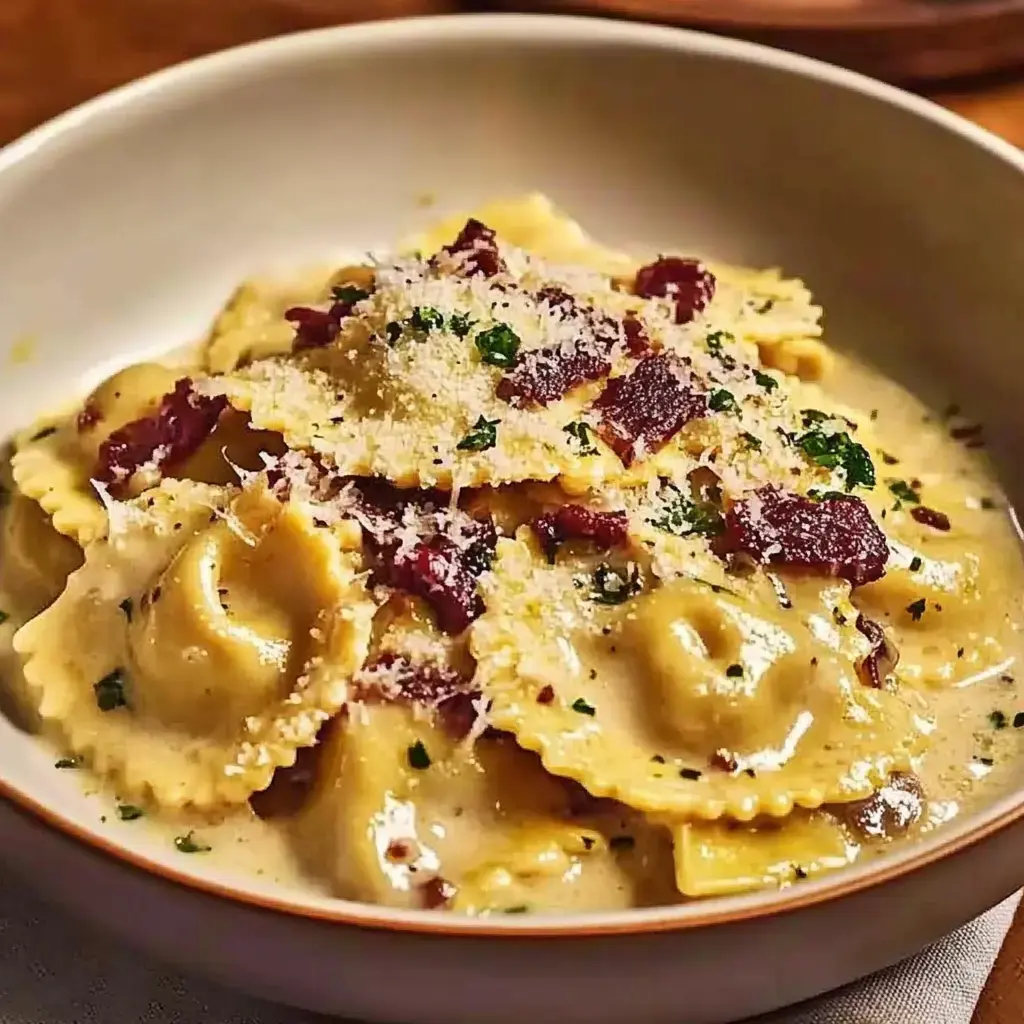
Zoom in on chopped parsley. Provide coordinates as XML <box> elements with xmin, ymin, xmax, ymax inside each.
<box><xmin>796</xmin><ymin>428</ymin><xmax>875</xmax><ymax>490</ymax></box>
<box><xmin>563</xmin><ymin>420</ymin><xmax>598</xmax><ymax>456</ymax></box>
<box><xmin>647</xmin><ymin>482</ymin><xmax>723</xmax><ymax>538</ymax></box>
<box><xmin>989</xmin><ymin>710</ymin><xmax>1009</xmax><ymax>730</ymax></box>
<box><xmin>331</xmin><ymin>284</ymin><xmax>370</xmax><ymax>305</ymax></box>
<box><xmin>504</xmin><ymin>905</ymin><xmax>531</xmax><ymax>914</ymax></box>
<box><xmin>909</xmin><ymin>556</ymin><xmax>923</xmax><ymax>573</ymax></box>
<box><xmin>408</xmin><ymin>306</ymin><xmax>445</xmax><ymax>333</ymax></box>
<box><xmin>0</xmin><ymin>610</ymin><xmax>8</xmax><ymax>626</ymax></box>
<box><xmin>725</xmin><ymin>664</ymin><xmax>744</xmax><ymax>678</ymax></box>
<box><xmin>407</xmin><ymin>740</ymin><xmax>432</xmax><ymax>770</ymax></box>
<box><xmin>174</xmin><ymin>831</ymin><xmax>211</xmax><ymax>854</ymax></box>
<box><xmin>30</xmin><ymin>425</ymin><xmax>57</xmax><ymax>442</ymax></box>
<box><xmin>571</xmin><ymin>697</ymin><xmax>596</xmax><ymax>716</ymax></box>
<box><xmin>116</xmin><ymin>804</ymin><xmax>144</xmax><ymax>821</ymax></box>
<box><xmin>1015</xmin><ymin>712</ymin><xmax>1024</xmax><ymax>729</ymax></box>
<box><xmin>705</xmin><ymin>331</ymin><xmax>733</xmax><ymax>357</ymax></box>
<box><xmin>475</xmin><ymin>323</ymin><xmax>521</xmax><ymax>368</ymax></box>
<box><xmin>384</xmin><ymin>320</ymin><xmax>404</xmax><ymax>345</ymax></box>
<box><xmin>456</xmin><ymin>416</ymin><xmax>500</xmax><ymax>452</ymax></box>
<box><xmin>590</xmin><ymin>563</ymin><xmax>642</xmax><ymax>605</ymax></box>
<box><xmin>54</xmin><ymin>757</ymin><xmax>81</xmax><ymax>769</ymax></box>
<box><xmin>741</xmin><ymin>432</ymin><xmax>762</xmax><ymax>451</ymax></box>
<box><xmin>801</xmin><ymin>408</ymin><xmax>830</xmax><ymax>426</ymax></box>
<box><xmin>678</xmin><ymin>767</ymin><xmax>703</xmax><ymax>781</ymax></box>
<box><xmin>752</xmin><ymin>369</ymin><xmax>778</xmax><ymax>393</ymax></box>
<box><xmin>888</xmin><ymin>480</ymin><xmax>920</xmax><ymax>504</ymax></box>
<box><xmin>119</xmin><ymin>598</ymin><xmax>133</xmax><ymax>621</ymax></box>
<box><xmin>709</xmin><ymin>388</ymin><xmax>739</xmax><ymax>414</ymax></box>
<box><xmin>448</xmin><ymin>311</ymin><xmax>476</xmax><ymax>339</ymax></box>
<box><xmin>93</xmin><ymin>669</ymin><xmax>128</xmax><ymax>712</ymax></box>
<box><xmin>974</xmin><ymin>756</ymin><xmax>995</xmax><ymax>767</ymax></box>
<box><xmin>906</xmin><ymin>598</ymin><xmax>927</xmax><ymax>622</ymax></box>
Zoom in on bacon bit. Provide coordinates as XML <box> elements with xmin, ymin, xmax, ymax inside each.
<box><xmin>837</xmin><ymin>772</ymin><xmax>924</xmax><ymax>840</ymax></box>
<box><xmin>76</xmin><ymin>401</ymin><xmax>102</xmax><ymax>433</ymax></box>
<box><xmin>910</xmin><ymin>506</ymin><xmax>951</xmax><ymax>532</ymax></box>
<box><xmin>496</xmin><ymin>343</ymin><xmax>610</xmax><ymax>407</ymax></box>
<box><xmin>717</xmin><ymin>487</ymin><xmax>889</xmax><ymax>587</ymax></box>
<box><xmin>352</xmin><ymin>481</ymin><xmax>498</xmax><ymax>635</ymax></box>
<box><xmin>95</xmin><ymin>378</ymin><xmax>227</xmax><ymax>497</ymax></box>
<box><xmin>249</xmin><ymin>721</ymin><xmax>336</xmax><ymax>819</ymax></box>
<box><xmin>855</xmin><ymin>614</ymin><xmax>899</xmax><ymax>688</ymax></box>
<box><xmin>530</xmin><ymin>505</ymin><xmax>629</xmax><ymax>561</ymax></box>
<box><xmin>360</xmin><ymin>652</ymin><xmax>471</xmax><ymax>707</ymax></box>
<box><xmin>437</xmin><ymin>690</ymin><xmax>483</xmax><ymax>741</ymax></box>
<box><xmin>285</xmin><ymin>304</ymin><xmax>342</xmax><ymax>351</ymax></box>
<box><xmin>633</xmin><ymin>257</ymin><xmax>716</xmax><ymax>324</ymax></box>
<box><xmin>622</xmin><ymin>313</ymin><xmax>652</xmax><ymax>357</ymax></box>
<box><xmin>439</xmin><ymin>218</ymin><xmax>505</xmax><ymax>278</ymax></box>
<box><xmin>536</xmin><ymin>684</ymin><xmax>556</xmax><ymax>705</ymax></box>
<box><xmin>710</xmin><ymin>749</ymin><xmax>739</xmax><ymax>772</ymax></box>
<box><xmin>593</xmin><ymin>354</ymin><xmax>707</xmax><ymax>466</ymax></box>
<box><xmin>420</xmin><ymin>876</ymin><xmax>458</xmax><ymax>910</ymax></box>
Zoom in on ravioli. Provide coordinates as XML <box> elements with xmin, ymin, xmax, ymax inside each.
<box><xmin>14</xmin><ymin>478</ymin><xmax>375</xmax><ymax>810</ymax></box>
<box><xmin>472</xmin><ymin>533</ymin><xmax>929</xmax><ymax>821</ymax></box>
<box><xmin>12</xmin><ymin>361</ymin><xmax>285</xmax><ymax>545</ymax></box>
<box><xmin>292</xmin><ymin>701</ymin><xmax>673</xmax><ymax>913</ymax></box>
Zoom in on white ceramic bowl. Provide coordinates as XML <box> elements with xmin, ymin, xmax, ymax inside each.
<box><xmin>2</xmin><ymin>14</ymin><xmax>1024</xmax><ymax>1024</ymax></box>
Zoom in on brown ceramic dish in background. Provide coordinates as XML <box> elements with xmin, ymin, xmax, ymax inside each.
<box><xmin>1</xmin><ymin>13</ymin><xmax>1024</xmax><ymax>1024</ymax></box>
<box><xmin>479</xmin><ymin>0</ymin><xmax>1024</xmax><ymax>81</ymax></box>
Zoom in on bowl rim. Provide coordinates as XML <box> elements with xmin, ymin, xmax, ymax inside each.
<box><xmin>2</xmin><ymin>11</ymin><xmax>1024</xmax><ymax>939</ymax></box>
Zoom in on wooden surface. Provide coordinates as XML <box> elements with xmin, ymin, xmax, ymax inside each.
<box><xmin>482</xmin><ymin>0</ymin><xmax>1024</xmax><ymax>83</ymax></box>
<box><xmin>1</xmin><ymin>2</ymin><xmax>1023</xmax><ymax>1022</ymax></box>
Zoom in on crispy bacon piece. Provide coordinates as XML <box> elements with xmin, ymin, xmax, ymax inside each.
<box><xmin>593</xmin><ymin>354</ymin><xmax>707</xmax><ymax>466</ymax></box>
<box><xmin>95</xmin><ymin>378</ymin><xmax>227</xmax><ymax>497</ymax></box>
<box><xmin>837</xmin><ymin>772</ymin><xmax>925</xmax><ymax>840</ymax></box>
<box><xmin>530</xmin><ymin>505</ymin><xmax>629</xmax><ymax>561</ymax></box>
<box><xmin>439</xmin><ymin>218</ymin><xmax>505</xmax><ymax>278</ymax></box>
<box><xmin>717</xmin><ymin>487</ymin><xmax>889</xmax><ymax>587</ymax></box>
<box><xmin>359</xmin><ymin>652</ymin><xmax>469</xmax><ymax>706</ymax></box>
<box><xmin>350</xmin><ymin>481</ymin><xmax>498</xmax><ymax>636</ymax></box>
<box><xmin>910</xmin><ymin>506</ymin><xmax>951</xmax><ymax>532</ymax></box>
<box><xmin>634</xmin><ymin>257</ymin><xmax>716</xmax><ymax>324</ymax></box>
<box><xmin>855</xmin><ymin>614</ymin><xmax>899</xmax><ymax>688</ymax></box>
<box><xmin>285</xmin><ymin>302</ymin><xmax>347</xmax><ymax>351</ymax></box>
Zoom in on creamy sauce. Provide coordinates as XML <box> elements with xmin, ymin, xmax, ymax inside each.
<box><xmin>2</xmin><ymin>217</ymin><xmax>1023</xmax><ymax>912</ymax></box>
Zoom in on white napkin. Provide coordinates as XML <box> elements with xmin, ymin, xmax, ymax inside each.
<box><xmin>0</xmin><ymin>876</ymin><xmax>1017</xmax><ymax>1024</ymax></box>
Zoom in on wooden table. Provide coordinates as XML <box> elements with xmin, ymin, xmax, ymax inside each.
<box><xmin>1</xmin><ymin>2</ymin><xmax>1023</xmax><ymax>1021</ymax></box>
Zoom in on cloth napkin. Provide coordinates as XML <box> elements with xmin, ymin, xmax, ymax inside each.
<box><xmin>0</xmin><ymin>874</ymin><xmax>1017</xmax><ymax>1024</ymax></box>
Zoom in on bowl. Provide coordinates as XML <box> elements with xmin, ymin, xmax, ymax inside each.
<box><xmin>2</xmin><ymin>13</ymin><xmax>1024</xmax><ymax>1024</ymax></box>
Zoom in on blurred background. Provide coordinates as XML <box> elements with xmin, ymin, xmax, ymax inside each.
<box><xmin>4</xmin><ymin>0</ymin><xmax>1024</xmax><ymax>148</ymax></box>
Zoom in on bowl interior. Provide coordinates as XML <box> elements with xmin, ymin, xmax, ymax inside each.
<box><xmin>1</xmin><ymin>14</ymin><xmax>1024</xmax><ymax>931</ymax></box>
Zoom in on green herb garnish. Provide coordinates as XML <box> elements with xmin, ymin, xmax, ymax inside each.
<box><xmin>475</xmin><ymin>323</ymin><xmax>521</xmax><ymax>368</ymax></box>
<box><xmin>407</xmin><ymin>740</ymin><xmax>432</xmax><ymax>770</ymax></box>
<box><xmin>709</xmin><ymin>389</ymin><xmax>739</xmax><ymax>415</ymax></box>
<box><xmin>678</xmin><ymin>767</ymin><xmax>703</xmax><ymax>781</ymax></box>
<box><xmin>0</xmin><ymin>610</ymin><xmax>8</xmax><ymax>626</ymax></box>
<box><xmin>1014</xmin><ymin>712</ymin><xmax>1024</xmax><ymax>729</ymax></box>
<box><xmin>174</xmin><ymin>831</ymin><xmax>211</xmax><ymax>854</ymax></box>
<box><xmin>646</xmin><ymin>482</ymin><xmax>723</xmax><ymax>538</ymax></box>
<box><xmin>385</xmin><ymin>321</ymin><xmax>404</xmax><ymax>345</ymax></box>
<box><xmin>117</xmin><ymin>804</ymin><xmax>144</xmax><ymax>821</ymax></box>
<box><xmin>801</xmin><ymin>409</ymin><xmax>830</xmax><ymax>426</ymax></box>
<box><xmin>331</xmin><ymin>284</ymin><xmax>370</xmax><ymax>305</ymax></box>
<box><xmin>93</xmin><ymin>669</ymin><xmax>128</xmax><ymax>712</ymax></box>
<box><xmin>888</xmin><ymin>480</ymin><xmax>920</xmax><ymax>504</ymax></box>
<box><xmin>796</xmin><ymin>429</ymin><xmax>875</xmax><ymax>490</ymax></box>
<box><xmin>753</xmin><ymin>369</ymin><xmax>778</xmax><ymax>393</ymax></box>
<box><xmin>590</xmin><ymin>563</ymin><xmax>641</xmax><ymax>605</ymax></box>
<box><xmin>30</xmin><ymin>425</ymin><xmax>57</xmax><ymax>442</ymax></box>
<box><xmin>989</xmin><ymin>710</ymin><xmax>1009</xmax><ymax>730</ymax></box>
<box><xmin>571</xmin><ymin>697</ymin><xmax>596</xmax><ymax>716</ymax></box>
<box><xmin>909</xmin><ymin>556</ymin><xmax>923</xmax><ymax>573</ymax></box>
<box><xmin>504</xmin><ymin>905</ymin><xmax>531</xmax><ymax>914</ymax></box>
<box><xmin>741</xmin><ymin>432</ymin><xmax>762</xmax><ymax>451</ymax></box>
<box><xmin>456</xmin><ymin>416</ymin><xmax>500</xmax><ymax>452</ymax></box>
<box><xmin>725</xmin><ymin>664</ymin><xmax>744</xmax><ymax>678</ymax></box>
<box><xmin>54</xmin><ymin>757</ymin><xmax>82</xmax><ymax>769</ymax></box>
<box><xmin>563</xmin><ymin>420</ymin><xmax>598</xmax><ymax>456</ymax></box>
<box><xmin>705</xmin><ymin>331</ymin><xmax>733</xmax><ymax>357</ymax></box>
<box><xmin>906</xmin><ymin>598</ymin><xmax>927</xmax><ymax>622</ymax></box>
<box><xmin>448</xmin><ymin>311</ymin><xmax>476</xmax><ymax>338</ymax></box>
<box><xmin>408</xmin><ymin>306</ymin><xmax>445</xmax><ymax>333</ymax></box>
